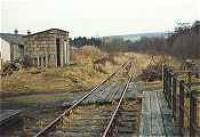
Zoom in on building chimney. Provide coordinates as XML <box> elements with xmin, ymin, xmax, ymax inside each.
<box><xmin>14</xmin><ymin>29</ymin><xmax>18</xmax><ymax>34</ymax></box>
<box><xmin>27</xmin><ymin>30</ymin><xmax>31</xmax><ymax>35</ymax></box>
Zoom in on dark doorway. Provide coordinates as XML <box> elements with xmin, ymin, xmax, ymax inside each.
<box><xmin>18</xmin><ymin>45</ymin><xmax>24</xmax><ymax>57</ymax></box>
<box><xmin>39</xmin><ymin>57</ymin><xmax>42</xmax><ymax>66</ymax></box>
<box><xmin>56</xmin><ymin>39</ymin><xmax>61</xmax><ymax>66</ymax></box>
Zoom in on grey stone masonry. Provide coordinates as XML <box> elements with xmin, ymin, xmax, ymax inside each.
<box><xmin>24</xmin><ymin>28</ymin><xmax>70</xmax><ymax>67</ymax></box>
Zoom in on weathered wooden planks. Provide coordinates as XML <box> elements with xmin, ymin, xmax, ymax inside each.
<box><xmin>139</xmin><ymin>90</ymin><xmax>178</xmax><ymax>136</ymax></box>
<box><xmin>63</xmin><ymin>81</ymin><xmax>139</xmax><ymax>107</ymax></box>
<box><xmin>151</xmin><ymin>92</ymin><xmax>165</xmax><ymax>136</ymax></box>
<box><xmin>140</xmin><ymin>92</ymin><xmax>151</xmax><ymax>136</ymax></box>
<box><xmin>157</xmin><ymin>92</ymin><xmax>179</xmax><ymax>136</ymax></box>
<box><xmin>0</xmin><ymin>110</ymin><xmax>21</xmax><ymax>127</ymax></box>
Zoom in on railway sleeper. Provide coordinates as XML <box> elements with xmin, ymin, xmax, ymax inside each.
<box><xmin>48</xmin><ymin>130</ymin><xmax>101</xmax><ymax>137</ymax></box>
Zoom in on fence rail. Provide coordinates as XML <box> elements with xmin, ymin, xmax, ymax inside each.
<box><xmin>163</xmin><ymin>65</ymin><xmax>200</xmax><ymax>137</ymax></box>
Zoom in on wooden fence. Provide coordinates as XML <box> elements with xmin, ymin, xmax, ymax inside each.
<box><xmin>163</xmin><ymin>65</ymin><xmax>200</xmax><ymax>136</ymax></box>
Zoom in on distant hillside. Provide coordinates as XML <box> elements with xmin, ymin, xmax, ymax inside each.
<box><xmin>104</xmin><ymin>32</ymin><xmax>168</xmax><ymax>42</ymax></box>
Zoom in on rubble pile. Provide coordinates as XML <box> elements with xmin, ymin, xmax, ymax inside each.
<box><xmin>138</xmin><ymin>56</ymin><xmax>166</xmax><ymax>81</ymax></box>
<box><xmin>139</xmin><ymin>64</ymin><xmax>162</xmax><ymax>81</ymax></box>
<box><xmin>1</xmin><ymin>62</ymin><xmax>21</xmax><ymax>76</ymax></box>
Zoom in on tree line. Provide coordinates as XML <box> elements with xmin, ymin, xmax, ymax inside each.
<box><xmin>70</xmin><ymin>37</ymin><xmax>102</xmax><ymax>48</ymax></box>
<box><xmin>71</xmin><ymin>20</ymin><xmax>200</xmax><ymax>59</ymax></box>
<box><xmin>103</xmin><ymin>20</ymin><xmax>200</xmax><ymax>59</ymax></box>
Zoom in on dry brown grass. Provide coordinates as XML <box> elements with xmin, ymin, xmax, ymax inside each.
<box><xmin>1</xmin><ymin>46</ymin><xmax>182</xmax><ymax>97</ymax></box>
<box><xmin>1</xmin><ymin>46</ymin><xmax>117</xmax><ymax>97</ymax></box>
<box><xmin>71</xmin><ymin>46</ymin><xmax>107</xmax><ymax>64</ymax></box>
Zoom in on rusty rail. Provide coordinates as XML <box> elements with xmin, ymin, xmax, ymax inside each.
<box><xmin>102</xmin><ymin>61</ymin><xmax>138</xmax><ymax>137</ymax></box>
<box><xmin>102</xmin><ymin>76</ymin><xmax>131</xmax><ymax>137</ymax></box>
<box><xmin>34</xmin><ymin>60</ymin><xmax>131</xmax><ymax>137</ymax></box>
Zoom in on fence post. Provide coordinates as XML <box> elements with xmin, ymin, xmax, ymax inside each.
<box><xmin>190</xmin><ymin>90</ymin><xmax>198</xmax><ymax>137</ymax></box>
<box><xmin>163</xmin><ymin>66</ymin><xmax>168</xmax><ymax>102</ymax></box>
<box><xmin>172</xmin><ymin>74</ymin><xmax>177</xmax><ymax>120</ymax></box>
<box><xmin>163</xmin><ymin>65</ymin><xmax>166</xmax><ymax>95</ymax></box>
<box><xmin>162</xmin><ymin>64</ymin><xmax>165</xmax><ymax>85</ymax></box>
<box><xmin>166</xmin><ymin>68</ymin><xmax>170</xmax><ymax>105</ymax></box>
<box><xmin>168</xmin><ymin>69</ymin><xmax>173</xmax><ymax>108</ymax></box>
<box><xmin>179</xmin><ymin>80</ymin><xmax>185</xmax><ymax>136</ymax></box>
<box><xmin>188</xmin><ymin>71</ymin><xmax>192</xmax><ymax>89</ymax></box>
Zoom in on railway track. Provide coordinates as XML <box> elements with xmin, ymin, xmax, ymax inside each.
<box><xmin>33</xmin><ymin>60</ymin><xmax>140</xmax><ymax>137</ymax></box>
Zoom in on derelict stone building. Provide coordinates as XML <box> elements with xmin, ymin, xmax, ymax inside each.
<box><xmin>24</xmin><ymin>28</ymin><xmax>70</xmax><ymax>67</ymax></box>
<box><xmin>1</xmin><ymin>28</ymin><xmax>70</xmax><ymax>67</ymax></box>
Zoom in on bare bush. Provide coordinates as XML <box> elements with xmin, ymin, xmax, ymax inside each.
<box><xmin>23</xmin><ymin>55</ymin><xmax>32</xmax><ymax>68</ymax></box>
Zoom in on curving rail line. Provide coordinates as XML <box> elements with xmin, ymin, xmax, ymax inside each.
<box><xmin>34</xmin><ymin>60</ymin><xmax>133</xmax><ymax>137</ymax></box>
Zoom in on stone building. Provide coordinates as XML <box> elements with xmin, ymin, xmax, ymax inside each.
<box><xmin>0</xmin><ymin>28</ymin><xmax>70</xmax><ymax>67</ymax></box>
<box><xmin>24</xmin><ymin>28</ymin><xmax>70</xmax><ymax>67</ymax></box>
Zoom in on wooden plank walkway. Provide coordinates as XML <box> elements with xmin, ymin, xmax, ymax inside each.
<box><xmin>139</xmin><ymin>90</ymin><xmax>178</xmax><ymax>136</ymax></box>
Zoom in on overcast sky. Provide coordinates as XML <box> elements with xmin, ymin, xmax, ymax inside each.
<box><xmin>1</xmin><ymin>0</ymin><xmax>199</xmax><ymax>37</ymax></box>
